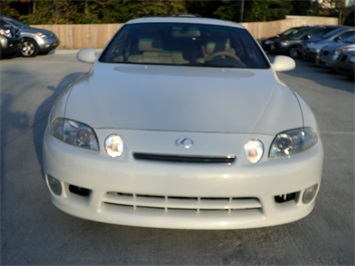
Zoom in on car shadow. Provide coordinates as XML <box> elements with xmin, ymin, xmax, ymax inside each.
<box><xmin>33</xmin><ymin>72</ymin><xmax>86</xmax><ymax>177</ymax></box>
<box><xmin>0</xmin><ymin>94</ymin><xmax>30</xmax><ymax>182</ymax></box>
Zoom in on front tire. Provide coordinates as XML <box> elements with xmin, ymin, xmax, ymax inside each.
<box><xmin>288</xmin><ymin>46</ymin><xmax>299</xmax><ymax>59</ymax></box>
<box><xmin>22</xmin><ymin>38</ymin><xmax>39</xmax><ymax>57</ymax></box>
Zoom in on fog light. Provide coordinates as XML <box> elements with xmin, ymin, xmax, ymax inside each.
<box><xmin>302</xmin><ymin>184</ymin><xmax>318</xmax><ymax>204</ymax></box>
<box><xmin>244</xmin><ymin>139</ymin><xmax>264</xmax><ymax>163</ymax></box>
<box><xmin>105</xmin><ymin>134</ymin><xmax>124</xmax><ymax>158</ymax></box>
<box><xmin>47</xmin><ymin>175</ymin><xmax>62</xmax><ymax>196</ymax></box>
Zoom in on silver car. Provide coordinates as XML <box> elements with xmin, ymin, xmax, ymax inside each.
<box><xmin>43</xmin><ymin>16</ymin><xmax>323</xmax><ymax>229</ymax></box>
<box><xmin>0</xmin><ymin>15</ymin><xmax>59</xmax><ymax>57</ymax></box>
<box><xmin>318</xmin><ymin>35</ymin><xmax>355</xmax><ymax>70</ymax></box>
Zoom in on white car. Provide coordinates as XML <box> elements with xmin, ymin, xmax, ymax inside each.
<box><xmin>43</xmin><ymin>16</ymin><xmax>324</xmax><ymax>229</ymax></box>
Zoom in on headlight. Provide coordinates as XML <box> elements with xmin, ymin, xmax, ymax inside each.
<box><xmin>50</xmin><ymin>118</ymin><xmax>99</xmax><ymax>151</ymax></box>
<box><xmin>269</xmin><ymin>127</ymin><xmax>318</xmax><ymax>158</ymax></box>
<box><xmin>36</xmin><ymin>32</ymin><xmax>49</xmax><ymax>38</ymax></box>
<box><xmin>264</xmin><ymin>40</ymin><xmax>273</xmax><ymax>45</ymax></box>
<box><xmin>0</xmin><ymin>29</ymin><xmax>12</xmax><ymax>37</ymax></box>
<box><xmin>349</xmin><ymin>55</ymin><xmax>355</xmax><ymax>63</ymax></box>
<box><xmin>105</xmin><ymin>134</ymin><xmax>124</xmax><ymax>158</ymax></box>
<box><xmin>244</xmin><ymin>139</ymin><xmax>264</xmax><ymax>163</ymax></box>
<box><xmin>280</xmin><ymin>41</ymin><xmax>288</xmax><ymax>46</ymax></box>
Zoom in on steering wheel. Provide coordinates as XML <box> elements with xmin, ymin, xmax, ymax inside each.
<box><xmin>205</xmin><ymin>51</ymin><xmax>241</xmax><ymax>62</ymax></box>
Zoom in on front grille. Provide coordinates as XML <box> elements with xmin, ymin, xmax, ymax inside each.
<box><xmin>133</xmin><ymin>153</ymin><xmax>236</xmax><ymax>164</ymax></box>
<box><xmin>341</xmin><ymin>54</ymin><xmax>348</xmax><ymax>62</ymax></box>
<box><xmin>103</xmin><ymin>192</ymin><xmax>262</xmax><ymax>214</ymax></box>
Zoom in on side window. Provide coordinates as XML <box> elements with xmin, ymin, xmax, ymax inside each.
<box><xmin>0</xmin><ymin>19</ymin><xmax>8</xmax><ymax>27</ymax></box>
<box><xmin>310</xmin><ymin>29</ymin><xmax>326</xmax><ymax>38</ymax></box>
<box><xmin>338</xmin><ymin>31</ymin><xmax>355</xmax><ymax>40</ymax></box>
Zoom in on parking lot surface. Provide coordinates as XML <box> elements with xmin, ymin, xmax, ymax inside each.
<box><xmin>1</xmin><ymin>53</ymin><xmax>354</xmax><ymax>265</ymax></box>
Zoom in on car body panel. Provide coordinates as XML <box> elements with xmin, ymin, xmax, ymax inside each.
<box><xmin>43</xmin><ymin>128</ymin><xmax>323</xmax><ymax>229</ymax></box>
<box><xmin>334</xmin><ymin>49</ymin><xmax>355</xmax><ymax>78</ymax></box>
<box><xmin>62</xmin><ymin>64</ymin><xmax>302</xmax><ymax>135</ymax></box>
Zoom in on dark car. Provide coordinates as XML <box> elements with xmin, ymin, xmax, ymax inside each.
<box><xmin>318</xmin><ymin>35</ymin><xmax>355</xmax><ymax>70</ymax></box>
<box><xmin>0</xmin><ymin>23</ymin><xmax>23</xmax><ymax>58</ymax></box>
<box><xmin>300</xmin><ymin>26</ymin><xmax>354</xmax><ymax>61</ymax></box>
<box><xmin>273</xmin><ymin>25</ymin><xmax>340</xmax><ymax>58</ymax></box>
<box><xmin>0</xmin><ymin>15</ymin><xmax>59</xmax><ymax>57</ymax></box>
<box><xmin>333</xmin><ymin>49</ymin><xmax>355</xmax><ymax>79</ymax></box>
<box><xmin>260</xmin><ymin>26</ymin><xmax>308</xmax><ymax>53</ymax></box>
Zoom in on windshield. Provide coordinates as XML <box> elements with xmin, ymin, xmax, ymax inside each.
<box><xmin>279</xmin><ymin>26</ymin><xmax>306</xmax><ymax>37</ymax></box>
<box><xmin>342</xmin><ymin>34</ymin><xmax>355</xmax><ymax>44</ymax></box>
<box><xmin>5</xmin><ymin>17</ymin><xmax>29</xmax><ymax>29</ymax></box>
<box><xmin>289</xmin><ymin>27</ymin><xmax>313</xmax><ymax>39</ymax></box>
<box><xmin>321</xmin><ymin>27</ymin><xmax>344</xmax><ymax>39</ymax></box>
<box><xmin>99</xmin><ymin>22</ymin><xmax>269</xmax><ymax>69</ymax></box>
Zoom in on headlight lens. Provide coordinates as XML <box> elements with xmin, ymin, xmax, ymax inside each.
<box><xmin>244</xmin><ymin>139</ymin><xmax>264</xmax><ymax>163</ymax></box>
<box><xmin>50</xmin><ymin>118</ymin><xmax>99</xmax><ymax>150</ymax></box>
<box><xmin>105</xmin><ymin>134</ymin><xmax>124</xmax><ymax>157</ymax></box>
<box><xmin>36</xmin><ymin>32</ymin><xmax>49</xmax><ymax>38</ymax></box>
<box><xmin>269</xmin><ymin>127</ymin><xmax>318</xmax><ymax>158</ymax></box>
<box><xmin>280</xmin><ymin>41</ymin><xmax>288</xmax><ymax>46</ymax></box>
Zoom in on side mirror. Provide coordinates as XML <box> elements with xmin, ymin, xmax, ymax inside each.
<box><xmin>271</xmin><ymin>55</ymin><xmax>296</xmax><ymax>72</ymax></box>
<box><xmin>77</xmin><ymin>48</ymin><xmax>96</xmax><ymax>64</ymax></box>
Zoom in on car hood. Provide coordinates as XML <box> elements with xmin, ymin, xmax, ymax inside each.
<box><xmin>63</xmin><ymin>63</ymin><xmax>303</xmax><ymax>135</ymax></box>
<box><xmin>310</xmin><ymin>40</ymin><xmax>335</xmax><ymax>49</ymax></box>
<box><xmin>325</xmin><ymin>43</ymin><xmax>355</xmax><ymax>52</ymax></box>
<box><xmin>20</xmin><ymin>27</ymin><xmax>54</xmax><ymax>35</ymax></box>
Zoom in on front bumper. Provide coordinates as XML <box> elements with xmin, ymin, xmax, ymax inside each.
<box><xmin>38</xmin><ymin>37</ymin><xmax>59</xmax><ymax>52</ymax></box>
<box><xmin>43</xmin><ymin>128</ymin><xmax>324</xmax><ymax>229</ymax></box>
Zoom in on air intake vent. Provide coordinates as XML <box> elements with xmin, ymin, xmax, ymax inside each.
<box><xmin>133</xmin><ymin>153</ymin><xmax>236</xmax><ymax>164</ymax></box>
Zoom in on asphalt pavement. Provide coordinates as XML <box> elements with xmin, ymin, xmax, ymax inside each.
<box><xmin>0</xmin><ymin>52</ymin><xmax>354</xmax><ymax>265</ymax></box>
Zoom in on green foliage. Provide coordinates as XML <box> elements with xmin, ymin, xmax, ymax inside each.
<box><xmin>213</xmin><ymin>0</ymin><xmax>293</xmax><ymax>22</ymax></box>
<box><xmin>290</xmin><ymin>0</ymin><xmax>314</xmax><ymax>16</ymax></box>
<box><xmin>0</xmin><ymin>0</ymin><xmax>343</xmax><ymax>25</ymax></box>
<box><xmin>0</xmin><ymin>0</ymin><xmax>21</xmax><ymax>18</ymax></box>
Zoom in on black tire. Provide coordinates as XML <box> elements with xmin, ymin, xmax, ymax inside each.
<box><xmin>22</xmin><ymin>38</ymin><xmax>39</xmax><ymax>57</ymax></box>
<box><xmin>288</xmin><ymin>46</ymin><xmax>299</xmax><ymax>59</ymax></box>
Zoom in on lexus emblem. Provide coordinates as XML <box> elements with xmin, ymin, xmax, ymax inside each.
<box><xmin>175</xmin><ymin>137</ymin><xmax>194</xmax><ymax>149</ymax></box>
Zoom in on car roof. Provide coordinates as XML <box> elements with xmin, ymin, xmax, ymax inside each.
<box><xmin>125</xmin><ymin>16</ymin><xmax>245</xmax><ymax>29</ymax></box>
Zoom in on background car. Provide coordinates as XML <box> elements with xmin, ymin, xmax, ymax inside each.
<box><xmin>260</xmin><ymin>26</ymin><xmax>308</xmax><ymax>53</ymax></box>
<box><xmin>0</xmin><ymin>15</ymin><xmax>59</xmax><ymax>57</ymax></box>
<box><xmin>300</xmin><ymin>26</ymin><xmax>354</xmax><ymax>62</ymax></box>
<box><xmin>272</xmin><ymin>25</ymin><xmax>339</xmax><ymax>58</ymax></box>
<box><xmin>333</xmin><ymin>49</ymin><xmax>355</xmax><ymax>79</ymax></box>
<box><xmin>318</xmin><ymin>35</ymin><xmax>355</xmax><ymax>70</ymax></box>
<box><xmin>0</xmin><ymin>23</ymin><xmax>23</xmax><ymax>58</ymax></box>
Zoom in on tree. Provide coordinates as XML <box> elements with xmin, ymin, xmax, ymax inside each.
<box><xmin>1</xmin><ymin>0</ymin><xmax>349</xmax><ymax>25</ymax></box>
<box><xmin>290</xmin><ymin>0</ymin><xmax>314</xmax><ymax>16</ymax></box>
<box><xmin>214</xmin><ymin>0</ymin><xmax>293</xmax><ymax>22</ymax></box>
<box><xmin>184</xmin><ymin>0</ymin><xmax>223</xmax><ymax>18</ymax></box>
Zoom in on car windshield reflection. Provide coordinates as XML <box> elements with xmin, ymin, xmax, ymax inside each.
<box><xmin>99</xmin><ymin>23</ymin><xmax>269</xmax><ymax>69</ymax></box>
